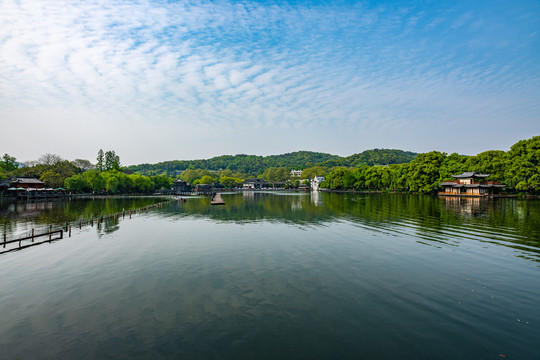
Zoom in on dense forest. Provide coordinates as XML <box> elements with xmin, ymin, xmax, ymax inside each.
<box><xmin>321</xmin><ymin>136</ymin><xmax>540</xmax><ymax>194</ymax></box>
<box><xmin>127</xmin><ymin>149</ymin><xmax>417</xmax><ymax>176</ymax></box>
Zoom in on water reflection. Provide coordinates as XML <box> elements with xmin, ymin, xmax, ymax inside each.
<box><xmin>0</xmin><ymin>197</ymin><xmax>167</xmax><ymax>238</ymax></box>
<box><xmin>1</xmin><ymin>193</ymin><xmax>540</xmax><ymax>359</ymax></box>
<box><xmin>2</xmin><ymin>193</ymin><xmax>540</xmax><ymax>262</ymax></box>
<box><xmin>441</xmin><ymin>196</ymin><xmax>486</xmax><ymax>215</ymax></box>
<box><xmin>162</xmin><ymin>192</ymin><xmax>540</xmax><ymax>262</ymax></box>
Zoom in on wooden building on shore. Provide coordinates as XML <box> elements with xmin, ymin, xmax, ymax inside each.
<box><xmin>172</xmin><ymin>180</ymin><xmax>191</xmax><ymax>193</ymax></box>
<box><xmin>2</xmin><ymin>177</ymin><xmax>45</xmax><ymax>189</ymax></box>
<box><xmin>0</xmin><ymin>177</ymin><xmax>67</xmax><ymax>199</ymax></box>
<box><xmin>439</xmin><ymin>172</ymin><xmax>505</xmax><ymax>197</ymax></box>
<box><xmin>242</xmin><ymin>178</ymin><xmax>268</xmax><ymax>190</ymax></box>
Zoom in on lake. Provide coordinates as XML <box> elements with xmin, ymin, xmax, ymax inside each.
<box><xmin>1</xmin><ymin>192</ymin><xmax>539</xmax><ymax>359</ymax></box>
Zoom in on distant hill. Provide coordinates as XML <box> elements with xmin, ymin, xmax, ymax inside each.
<box><xmin>127</xmin><ymin>149</ymin><xmax>417</xmax><ymax>176</ymax></box>
<box><xmin>322</xmin><ymin>149</ymin><xmax>418</xmax><ymax>167</ymax></box>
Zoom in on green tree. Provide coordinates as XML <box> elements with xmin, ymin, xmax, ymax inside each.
<box><xmin>198</xmin><ymin>175</ymin><xmax>215</xmax><ymax>185</ymax></box>
<box><xmin>64</xmin><ymin>174</ymin><xmax>88</xmax><ymax>192</ymax></box>
<box><xmin>464</xmin><ymin>150</ymin><xmax>506</xmax><ymax>182</ymax></box>
<box><xmin>84</xmin><ymin>170</ymin><xmax>106</xmax><ymax>191</ymax></box>
<box><xmin>105</xmin><ymin>151</ymin><xmax>113</xmax><ymax>170</ymax></box>
<box><xmin>105</xmin><ymin>176</ymin><xmax>120</xmax><ymax>193</ymax></box>
<box><xmin>1</xmin><ymin>154</ymin><xmax>17</xmax><ymax>171</ymax></box>
<box><xmin>40</xmin><ymin>170</ymin><xmax>64</xmax><ymax>188</ymax></box>
<box><xmin>406</xmin><ymin>151</ymin><xmax>447</xmax><ymax>193</ymax></box>
<box><xmin>301</xmin><ymin>166</ymin><xmax>327</xmax><ymax>179</ymax></box>
<box><xmin>130</xmin><ymin>174</ymin><xmax>154</xmax><ymax>192</ymax></box>
<box><xmin>151</xmin><ymin>175</ymin><xmax>173</xmax><ymax>190</ymax></box>
<box><xmin>180</xmin><ymin>169</ymin><xmax>200</xmax><ymax>184</ymax></box>
<box><xmin>504</xmin><ymin>136</ymin><xmax>540</xmax><ymax>192</ymax></box>
<box><xmin>322</xmin><ymin>168</ymin><xmax>349</xmax><ymax>190</ymax></box>
<box><xmin>261</xmin><ymin>167</ymin><xmax>289</xmax><ymax>183</ymax></box>
<box><xmin>97</xmin><ymin>149</ymin><xmax>104</xmax><ymax>172</ymax></box>
<box><xmin>439</xmin><ymin>153</ymin><xmax>468</xmax><ymax>181</ymax></box>
<box><xmin>219</xmin><ymin>176</ymin><xmax>243</xmax><ymax>188</ymax></box>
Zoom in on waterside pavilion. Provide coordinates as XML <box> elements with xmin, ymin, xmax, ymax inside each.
<box><xmin>439</xmin><ymin>172</ymin><xmax>505</xmax><ymax>196</ymax></box>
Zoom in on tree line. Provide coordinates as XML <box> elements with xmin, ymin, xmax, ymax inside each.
<box><xmin>321</xmin><ymin>136</ymin><xmax>540</xmax><ymax>194</ymax></box>
<box><xmin>0</xmin><ymin>150</ymin><xmax>172</xmax><ymax>193</ymax></box>
<box><xmin>2</xmin><ymin>136</ymin><xmax>538</xmax><ymax>194</ymax></box>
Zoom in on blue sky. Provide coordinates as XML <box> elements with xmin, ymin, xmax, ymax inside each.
<box><xmin>1</xmin><ymin>0</ymin><xmax>539</xmax><ymax>165</ymax></box>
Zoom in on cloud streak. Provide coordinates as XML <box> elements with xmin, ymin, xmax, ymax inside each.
<box><xmin>1</xmin><ymin>0</ymin><xmax>539</xmax><ymax>164</ymax></box>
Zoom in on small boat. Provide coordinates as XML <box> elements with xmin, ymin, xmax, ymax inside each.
<box><xmin>211</xmin><ymin>193</ymin><xmax>225</xmax><ymax>205</ymax></box>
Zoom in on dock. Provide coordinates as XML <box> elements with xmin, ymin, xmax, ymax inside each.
<box><xmin>210</xmin><ymin>193</ymin><xmax>225</xmax><ymax>205</ymax></box>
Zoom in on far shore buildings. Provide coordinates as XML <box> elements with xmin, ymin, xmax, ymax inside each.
<box><xmin>2</xmin><ymin>177</ymin><xmax>45</xmax><ymax>189</ymax></box>
<box><xmin>439</xmin><ymin>172</ymin><xmax>505</xmax><ymax>196</ymax></box>
<box><xmin>1</xmin><ymin>177</ymin><xmax>45</xmax><ymax>194</ymax></box>
<box><xmin>242</xmin><ymin>178</ymin><xmax>267</xmax><ymax>190</ymax></box>
<box><xmin>310</xmin><ymin>176</ymin><xmax>325</xmax><ymax>191</ymax></box>
<box><xmin>172</xmin><ymin>179</ymin><xmax>190</xmax><ymax>193</ymax></box>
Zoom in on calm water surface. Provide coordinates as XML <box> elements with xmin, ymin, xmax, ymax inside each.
<box><xmin>1</xmin><ymin>193</ymin><xmax>539</xmax><ymax>359</ymax></box>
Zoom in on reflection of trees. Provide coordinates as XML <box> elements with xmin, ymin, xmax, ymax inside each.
<box><xmin>177</xmin><ymin>193</ymin><xmax>332</xmax><ymax>225</ymax></box>
<box><xmin>3</xmin><ymin>193</ymin><xmax>539</xmax><ymax>258</ymax></box>
<box><xmin>99</xmin><ymin>218</ymin><xmax>120</xmax><ymax>235</ymax></box>
<box><xmin>0</xmin><ymin>197</ymin><xmax>165</xmax><ymax>230</ymax></box>
<box><xmin>174</xmin><ymin>193</ymin><xmax>540</xmax><ymax>255</ymax></box>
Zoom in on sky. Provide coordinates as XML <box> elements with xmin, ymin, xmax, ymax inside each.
<box><xmin>1</xmin><ymin>0</ymin><xmax>539</xmax><ymax>165</ymax></box>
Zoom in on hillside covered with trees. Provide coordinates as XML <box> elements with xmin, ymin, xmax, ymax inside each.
<box><xmin>127</xmin><ymin>149</ymin><xmax>417</xmax><ymax>176</ymax></box>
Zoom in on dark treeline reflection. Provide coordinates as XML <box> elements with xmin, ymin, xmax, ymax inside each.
<box><xmin>0</xmin><ymin>197</ymin><xmax>166</xmax><ymax>235</ymax></box>
<box><xmin>170</xmin><ymin>192</ymin><xmax>331</xmax><ymax>225</ymax></box>
<box><xmin>2</xmin><ymin>193</ymin><xmax>539</xmax><ymax>260</ymax></box>
<box><xmin>160</xmin><ymin>192</ymin><xmax>540</xmax><ymax>259</ymax></box>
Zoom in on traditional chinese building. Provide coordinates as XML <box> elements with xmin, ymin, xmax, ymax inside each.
<box><xmin>172</xmin><ymin>180</ymin><xmax>191</xmax><ymax>193</ymax></box>
<box><xmin>3</xmin><ymin>177</ymin><xmax>45</xmax><ymax>189</ymax></box>
<box><xmin>439</xmin><ymin>172</ymin><xmax>505</xmax><ymax>196</ymax></box>
<box><xmin>242</xmin><ymin>178</ymin><xmax>267</xmax><ymax>189</ymax></box>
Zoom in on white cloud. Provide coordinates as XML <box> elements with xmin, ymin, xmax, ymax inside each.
<box><xmin>0</xmin><ymin>0</ymin><xmax>539</xmax><ymax>163</ymax></box>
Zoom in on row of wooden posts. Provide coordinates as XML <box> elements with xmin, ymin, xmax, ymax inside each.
<box><xmin>2</xmin><ymin>197</ymin><xmax>183</xmax><ymax>252</ymax></box>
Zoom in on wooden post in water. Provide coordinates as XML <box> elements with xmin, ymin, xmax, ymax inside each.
<box><xmin>79</xmin><ymin>218</ymin><xmax>82</xmax><ymax>229</ymax></box>
<box><xmin>69</xmin><ymin>225</ymin><xmax>71</xmax><ymax>237</ymax></box>
<box><xmin>91</xmin><ymin>216</ymin><xmax>94</xmax><ymax>227</ymax></box>
<box><xmin>32</xmin><ymin>228</ymin><xmax>35</xmax><ymax>242</ymax></box>
<box><xmin>4</xmin><ymin>233</ymin><xmax>6</xmax><ymax>248</ymax></box>
<box><xmin>123</xmin><ymin>208</ymin><xmax>125</xmax><ymax>219</ymax></box>
<box><xmin>49</xmin><ymin>225</ymin><xmax>52</xmax><ymax>241</ymax></box>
